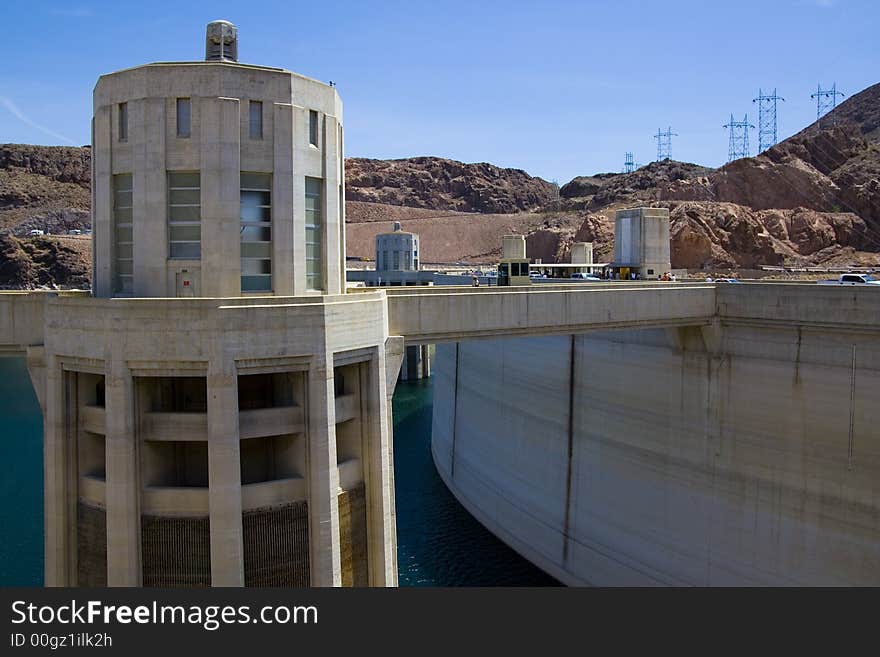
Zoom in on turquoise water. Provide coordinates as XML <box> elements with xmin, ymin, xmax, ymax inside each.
<box><xmin>0</xmin><ymin>358</ymin><xmax>44</xmax><ymax>586</ymax></box>
<box><xmin>393</xmin><ymin>378</ymin><xmax>558</xmax><ymax>586</ymax></box>
<box><xmin>0</xmin><ymin>360</ymin><xmax>556</xmax><ymax>586</ymax></box>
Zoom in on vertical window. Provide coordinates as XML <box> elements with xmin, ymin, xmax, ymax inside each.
<box><xmin>309</xmin><ymin>110</ymin><xmax>319</xmax><ymax>147</ymax></box>
<box><xmin>305</xmin><ymin>177</ymin><xmax>323</xmax><ymax>290</ymax></box>
<box><xmin>168</xmin><ymin>172</ymin><xmax>200</xmax><ymax>258</ymax></box>
<box><xmin>393</xmin><ymin>250</ymin><xmax>400</xmax><ymax>270</ymax></box>
<box><xmin>249</xmin><ymin>101</ymin><xmax>262</xmax><ymax>140</ymax></box>
<box><xmin>240</xmin><ymin>173</ymin><xmax>272</xmax><ymax>292</ymax></box>
<box><xmin>113</xmin><ymin>174</ymin><xmax>133</xmax><ymax>293</ymax></box>
<box><xmin>176</xmin><ymin>98</ymin><xmax>191</xmax><ymax>138</ymax></box>
<box><xmin>404</xmin><ymin>250</ymin><xmax>410</xmax><ymax>271</ymax></box>
<box><xmin>118</xmin><ymin>103</ymin><xmax>128</xmax><ymax>142</ymax></box>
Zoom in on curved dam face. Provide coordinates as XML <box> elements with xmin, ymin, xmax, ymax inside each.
<box><xmin>431</xmin><ymin>325</ymin><xmax>880</xmax><ymax>585</ymax></box>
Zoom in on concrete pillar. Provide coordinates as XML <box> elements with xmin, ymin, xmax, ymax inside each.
<box><xmin>292</xmin><ymin>107</ymin><xmax>307</xmax><ymax>295</ymax></box>
<box><xmin>201</xmin><ymin>97</ymin><xmax>241</xmax><ymax>297</ymax></box>
<box><xmin>421</xmin><ymin>345</ymin><xmax>431</xmax><ymax>378</ymax></box>
<box><xmin>132</xmin><ymin>97</ymin><xmax>167</xmax><ymax>297</ymax></box>
<box><xmin>43</xmin><ymin>358</ymin><xmax>68</xmax><ymax>586</ymax></box>
<box><xmin>383</xmin><ymin>336</ymin><xmax>405</xmax><ymax>581</ymax></box>
<box><xmin>307</xmin><ymin>354</ymin><xmax>341</xmax><ymax>586</ymax></box>
<box><xmin>272</xmin><ymin>103</ymin><xmax>295</xmax><ymax>296</ymax></box>
<box><xmin>322</xmin><ymin>115</ymin><xmax>342</xmax><ymax>295</ymax></box>
<box><xmin>207</xmin><ymin>359</ymin><xmax>244</xmax><ymax>586</ymax></box>
<box><xmin>363</xmin><ymin>346</ymin><xmax>397</xmax><ymax>585</ymax></box>
<box><xmin>93</xmin><ymin>105</ymin><xmax>113</xmax><ymax>298</ymax></box>
<box><xmin>104</xmin><ymin>361</ymin><xmax>141</xmax><ymax>586</ymax></box>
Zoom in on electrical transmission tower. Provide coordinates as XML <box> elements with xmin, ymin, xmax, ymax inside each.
<box><xmin>622</xmin><ymin>152</ymin><xmax>635</xmax><ymax>173</ymax></box>
<box><xmin>653</xmin><ymin>127</ymin><xmax>676</xmax><ymax>161</ymax></box>
<box><xmin>753</xmin><ymin>88</ymin><xmax>784</xmax><ymax>153</ymax></box>
<box><xmin>811</xmin><ymin>83</ymin><xmax>844</xmax><ymax>126</ymax></box>
<box><xmin>723</xmin><ymin>114</ymin><xmax>754</xmax><ymax>162</ymax></box>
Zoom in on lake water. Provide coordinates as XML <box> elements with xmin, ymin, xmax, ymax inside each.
<box><xmin>0</xmin><ymin>359</ymin><xmax>557</xmax><ymax>586</ymax></box>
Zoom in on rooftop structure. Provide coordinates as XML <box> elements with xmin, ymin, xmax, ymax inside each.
<box><xmin>611</xmin><ymin>207</ymin><xmax>671</xmax><ymax>280</ymax></box>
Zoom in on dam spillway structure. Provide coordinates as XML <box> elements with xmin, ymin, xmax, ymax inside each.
<box><xmin>0</xmin><ymin>21</ymin><xmax>402</xmax><ymax>587</ymax></box>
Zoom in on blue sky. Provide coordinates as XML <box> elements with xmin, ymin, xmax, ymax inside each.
<box><xmin>1</xmin><ymin>0</ymin><xmax>877</xmax><ymax>183</ymax></box>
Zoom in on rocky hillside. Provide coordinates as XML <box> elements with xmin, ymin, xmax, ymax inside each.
<box><xmin>346</xmin><ymin>156</ymin><xmax>557</xmax><ymax>214</ymax></box>
<box><xmin>0</xmin><ymin>144</ymin><xmax>91</xmax><ymax>236</ymax></box>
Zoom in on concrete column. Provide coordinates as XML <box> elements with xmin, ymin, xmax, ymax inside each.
<box><xmin>421</xmin><ymin>345</ymin><xmax>431</xmax><ymax>378</ymax></box>
<box><xmin>272</xmin><ymin>103</ymin><xmax>295</xmax><ymax>296</ymax></box>
<box><xmin>292</xmin><ymin>106</ymin><xmax>307</xmax><ymax>295</ymax></box>
<box><xmin>383</xmin><ymin>336</ymin><xmax>405</xmax><ymax>581</ymax></box>
<box><xmin>43</xmin><ymin>358</ymin><xmax>68</xmax><ymax>586</ymax></box>
<box><xmin>201</xmin><ymin>97</ymin><xmax>241</xmax><ymax>297</ymax></box>
<box><xmin>132</xmin><ymin>97</ymin><xmax>167</xmax><ymax>297</ymax></box>
<box><xmin>93</xmin><ymin>105</ymin><xmax>113</xmax><ymax>298</ymax></box>
<box><xmin>363</xmin><ymin>346</ymin><xmax>397</xmax><ymax>586</ymax></box>
<box><xmin>104</xmin><ymin>361</ymin><xmax>141</xmax><ymax>586</ymax></box>
<box><xmin>307</xmin><ymin>354</ymin><xmax>341</xmax><ymax>586</ymax></box>
<box><xmin>322</xmin><ymin>115</ymin><xmax>342</xmax><ymax>295</ymax></box>
<box><xmin>207</xmin><ymin>358</ymin><xmax>244</xmax><ymax>586</ymax></box>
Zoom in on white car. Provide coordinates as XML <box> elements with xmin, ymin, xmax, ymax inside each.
<box><xmin>28</xmin><ymin>229</ymin><xmax>45</xmax><ymax>236</ymax></box>
<box><xmin>571</xmin><ymin>272</ymin><xmax>602</xmax><ymax>281</ymax></box>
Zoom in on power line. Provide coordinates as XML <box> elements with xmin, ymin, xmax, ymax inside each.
<box><xmin>723</xmin><ymin>114</ymin><xmax>754</xmax><ymax>162</ymax></box>
<box><xmin>753</xmin><ymin>88</ymin><xmax>784</xmax><ymax>153</ymax></box>
<box><xmin>653</xmin><ymin>127</ymin><xmax>677</xmax><ymax>161</ymax></box>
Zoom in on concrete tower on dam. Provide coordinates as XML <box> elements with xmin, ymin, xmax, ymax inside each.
<box><xmin>9</xmin><ymin>21</ymin><xmax>403</xmax><ymax>588</ymax></box>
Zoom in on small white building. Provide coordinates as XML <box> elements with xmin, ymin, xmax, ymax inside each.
<box><xmin>375</xmin><ymin>222</ymin><xmax>419</xmax><ymax>272</ymax></box>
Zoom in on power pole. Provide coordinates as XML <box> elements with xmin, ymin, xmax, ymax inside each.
<box><xmin>753</xmin><ymin>88</ymin><xmax>784</xmax><ymax>153</ymax></box>
<box><xmin>811</xmin><ymin>83</ymin><xmax>844</xmax><ymax>127</ymax></box>
<box><xmin>653</xmin><ymin>127</ymin><xmax>677</xmax><ymax>161</ymax></box>
<box><xmin>622</xmin><ymin>152</ymin><xmax>635</xmax><ymax>173</ymax></box>
<box><xmin>723</xmin><ymin>114</ymin><xmax>754</xmax><ymax>162</ymax></box>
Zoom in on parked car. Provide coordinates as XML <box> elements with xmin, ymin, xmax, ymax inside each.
<box><xmin>27</xmin><ymin>229</ymin><xmax>44</xmax><ymax>236</ymax></box>
<box><xmin>715</xmin><ymin>278</ymin><xmax>741</xmax><ymax>283</ymax></box>
<box><xmin>571</xmin><ymin>272</ymin><xmax>602</xmax><ymax>281</ymax></box>
<box><xmin>529</xmin><ymin>271</ymin><xmax>546</xmax><ymax>279</ymax></box>
<box><xmin>817</xmin><ymin>273</ymin><xmax>880</xmax><ymax>286</ymax></box>
<box><xmin>68</xmin><ymin>229</ymin><xmax>82</xmax><ymax>235</ymax></box>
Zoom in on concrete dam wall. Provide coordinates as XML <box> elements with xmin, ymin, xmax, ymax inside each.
<box><xmin>431</xmin><ymin>324</ymin><xmax>880</xmax><ymax>585</ymax></box>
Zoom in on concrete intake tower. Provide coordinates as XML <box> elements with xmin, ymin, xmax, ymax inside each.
<box><xmin>9</xmin><ymin>21</ymin><xmax>401</xmax><ymax>587</ymax></box>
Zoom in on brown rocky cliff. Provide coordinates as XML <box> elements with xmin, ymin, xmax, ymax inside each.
<box><xmin>346</xmin><ymin>156</ymin><xmax>557</xmax><ymax>213</ymax></box>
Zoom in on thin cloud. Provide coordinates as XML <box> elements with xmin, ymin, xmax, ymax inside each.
<box><xmin>814</xmin><ymin>0</ymin><xmax>836</xmax><ymax>7</ymax></box>
<box><xmin>0</xmin><ymin>96</ymin><xmax>78</xmax><ymax>145</ymax></box>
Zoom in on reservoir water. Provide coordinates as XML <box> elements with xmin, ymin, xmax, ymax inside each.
<box><xmin>0</xmin><ymin>359</ymin><xmax>557</xmax><ymax>586</ymax></box>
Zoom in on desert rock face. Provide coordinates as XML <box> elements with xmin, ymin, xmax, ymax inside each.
<box><xmin>346</xmin><ymin>156</ymin><xmax>557</xmax><ymax>214</ymax></box>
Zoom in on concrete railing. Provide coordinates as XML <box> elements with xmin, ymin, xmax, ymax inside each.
<box><xmin>717</xmin><ymin>283</ymin><xmax>880</xmax><ymax>332</ymax></box>
<box><xmin>335</xmin><ymin>393</ymin><xmax>358</xmax><ymax>424</ymax></box>
<box><xmin>78</xmin><ymin>475</ymin><xmax>106</xmax><ymax>507</ymax></box>
<box><xmin>338</xmin><ymin>458</ymin><xmax>363</xmax><ymax>490</ymax></box>
<box><xmin>239</xmin><ymin>406</ymin><xmax>303</xmax><ymax>439</ymax></box>
<box><xmin>384</xmin><ymin>282</ymin><xmax>718</xmax><ymax>344</ymax></box>
<box><xmin>242</xmin><ymin>477</ymin><xmax>307</xmax><ymax>510</ymax></box>
<box><xmin>80</xmin><ymin>405</ymin><xmax>106</xmax><ymax>435</ymax></box>
<box><xmin>142</xmin><ymin>486</ymin><xmax>209</xmax><ymax>516</ymax></box>
<box><xmin>141</xmin><ymin>411</ymin><xmax>208</xmax><ymax>441</ymax></box>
